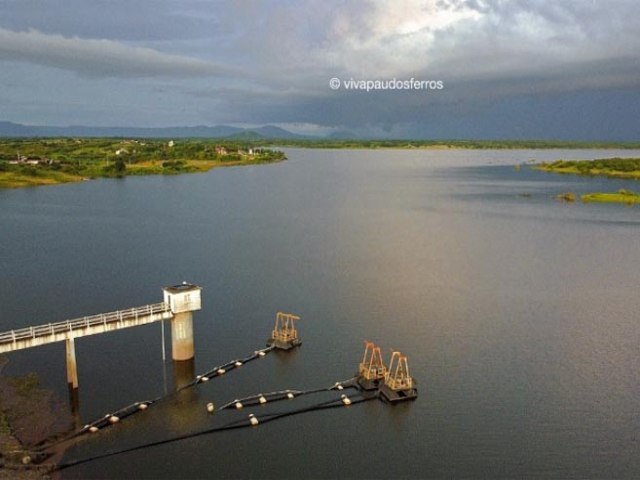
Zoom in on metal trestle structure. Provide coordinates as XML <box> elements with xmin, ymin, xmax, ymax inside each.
<box><xmin>357</xmin><ymin>341</ymin><xmax>387</xmax><ymax>390</ymax></box>
<box><xmin>379</xmin><ymin>351</ymin><xmax>418</xmax><ymax>403</ymax></box>
<box><xmin>266</xmin><ymin>312</ymin><xmax>302</xmax><ymax>350</ymax></box>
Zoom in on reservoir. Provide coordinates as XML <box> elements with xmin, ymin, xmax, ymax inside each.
<box><xmin>1</xmin><ymin>148</ymin><xmax>639</xmax><ymax>478</ymax></box>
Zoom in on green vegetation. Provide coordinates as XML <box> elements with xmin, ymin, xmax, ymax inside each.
<box><xmin>536</xmin><ymin>157</ymin><xmax>640</xmax><ymax>179</ymax></box>
<box><xmin>0</xmin><ymin>138</ymin><xmax>286</xmax><ymax>188</ymax></box>
<box><xmin>581</xmin><ymin>189</ymin><xmax>640</xmax><ymax>205</ymax></box>
<box><xmin>538</xmin><ymin>158</ymin><xmax>640</xmax><ymax>205</ymax></box>
<box><xmin>3</xmin><ymin>137</ymin><xmax>639</xmax><ymax>189</ymax></box>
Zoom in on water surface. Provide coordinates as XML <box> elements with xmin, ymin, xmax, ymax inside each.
<box><xmin>1</xmin><ymin>149</ymin><xmax>639</xmax><ymax>478</ymax></box>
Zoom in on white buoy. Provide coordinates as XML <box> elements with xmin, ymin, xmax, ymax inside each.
<box><xmin>287</xmin><ymin>392</ymin><xmax>295</xmax><ymax>399</ymax></box>
<box><xmin>109</xmin><ymin>415</ymin><xmax>120</xmax><ymax>424</ymax></box>
<box><xmin>235</xmin><ymin>361</ymin><xmax>243</xmax><ymax>367</ymax></box>
<box><xmin>341</xmin><ymin>394</ymin><xmax>351</xmax><ymax>406</ymax></box>
<box><xmin>201</xmin><ymin>376</ymin><xmax>209</xmax><ymax>382</ymax></box>
<box><xmin>235</xmin><ymin>401</ymin><xmax>243</xmax><ymax>410</ymax></box>
<box><xmin>249</xmin><ymin>414</ymin><xmax>259</xmax><ymax>426</ymax></box>
<box><xmin>217</xmin><ymin>368</ymin><xmax>226</xmax><ymax>375</ymax></box>
<box><xmin>206</xmin><ymin>402</ymin><xmax>215</xmax><ymax>413</ymax></box>
<box><xmin>138</xmin><ymin>403</ymin><xmax>148</xmax><ymax>410</ymax></box>
<box><xmin>89</xmin><ymin>426</ymin><xmax>99</xmax><ymax>433</ymax></box>
<box><xmin>259</xmin><ymin>395</ymin><xmax>267</xmax><ymax>404</ymax></box>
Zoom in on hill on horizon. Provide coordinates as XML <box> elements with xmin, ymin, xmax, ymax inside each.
<box><xmin>0</xmin><ymin>121</ymin><xmax>312</xmax><ymax>139</ymax></box>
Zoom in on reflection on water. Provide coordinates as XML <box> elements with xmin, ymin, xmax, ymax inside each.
<box><xmin>68</xmin><ymin>384</ymin><xmax>80</xmax><ymax>415</ymax></box>
<box><xmin>1</xmin><ymin>148</ymin><xmax>639</xmax><ymax>478</ymax></box>
<box><xmin>172</xmin><ymin>358</ymin><xmax>195</xmax><ymax>390</ymax></box>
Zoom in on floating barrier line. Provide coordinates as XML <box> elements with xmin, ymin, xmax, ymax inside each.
<box><xmin>55</xmin><ymin>395</ymin><xmax>375</xmax><ymax>472</ymax></box>
<box><xmin>218</xmin><ymin>376</ymin><xmax>358</xmax><ymax>410</ymax></box>
<box><xmin>220</xmin><ymin>394</ymin><xmax>371</xmax><ymax>428</ymax></box>
<box><xmin>36</xmin><ymin>346</ymin><xmax>275</xmax><ymax>452</ymax></box>
<box><xmin>179</xmin><ymin>346</ymin><xmax>275</xmax><ymax>392</ymax></box>
<box><xmin>329</xmin><ymin>377</ymin><xmax>359</xmax><ymax>390</ymax></box>
<box><xmin>32</xmin><ymin>399</ymin><xmax>159</xmax><ymax>453</ymax></box>
<box><xmin>218</xmin><ymin>390</ymin><xmax>303</xmax><ymax>410</ymax></box>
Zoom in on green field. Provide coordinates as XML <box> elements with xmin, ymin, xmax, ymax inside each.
<box><xmin>0</xmin><ymin>138</ymin><xmax>286</xmax><ymax>188</ymax></box>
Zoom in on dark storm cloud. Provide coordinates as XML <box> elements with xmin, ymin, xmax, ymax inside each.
<box><xmin>0</xmin><ymin>0</ymin><xmax>222</xmax><ymax>42</ymax></box>
<box><xmin>0</xmin><ymin>27</ymin><xmax>238</xmax><ymax>78</ymax></box>
<box><xmin>1</xmin><ymin>0</ymin><xmax>638</xmax><ymax>138</ymax></box>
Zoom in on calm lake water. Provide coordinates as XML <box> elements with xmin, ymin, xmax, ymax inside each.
<box><xmin>1</xmin><ymin>149</ymin><xmax>639</xmax><ymax>479</ymax></box>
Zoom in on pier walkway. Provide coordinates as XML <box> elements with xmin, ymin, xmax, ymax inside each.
<box><xmin>0</xmin><ymin>302</ymin><xmax>172</xmax><ymax>354</ymax></box>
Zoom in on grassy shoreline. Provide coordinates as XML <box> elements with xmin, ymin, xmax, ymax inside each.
<box><xmin>3</xmin><ymin>138</ymin><xmax>640</xmax><ymax>189</ymax></box>
<box><xmin>0</xmin><ymin>158</ymin><xmax>285</xmax><ymax>189</ymax></box>
<box><xmin>0</xmin><ymin>363</ymin><xmax>70</xmax><ymax>477</ymax></box>
<box><xmin>0</xmin><ymin>139</ymin><xmax>286</xmax><ymax>189</ymax></box>
<box><xmin>535</xmin><ymin>157</ymin><xmax>640</xmax><ymax>180</ymax></box>
<box><xmin>537</xmin><ymin>164</ymin><xmax>640</xmax><ymax>180</ymax></box>
<box><xmin>581</xmin><ymin>189</ymin><xmax>640</xmax><ymax>204</ymax></box>
<box><xmin>536</xmin><ymin>158</ymin><xmax>640</xmax><ymax>205</ymax></box>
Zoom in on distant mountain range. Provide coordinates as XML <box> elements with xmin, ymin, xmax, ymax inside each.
<box><xmin>0</xmin><ymin>121</ymin><xmax>316</xmax><ymax>139</ymax></box>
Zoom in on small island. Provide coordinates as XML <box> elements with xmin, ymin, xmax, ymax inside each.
<box><xmin>536</xmin><ymin>158</ymin><xmax>640</xmax><ymax>205</ymax></box>
<box><xmin>0</xmin><ymin>139</ymin><xmax>286</xmax><ymax>188</ymax></box>
<box><xmin>536</xmin><ymin>157</ymin><xmax>640</xmax><ymax>180</ymax></box>
<box><xmin>581</xmin><ymin>189</ymin><xmax>640</xmax><ymax>204</ymax></box>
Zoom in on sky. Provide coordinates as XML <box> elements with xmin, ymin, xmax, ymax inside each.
<box><xmin>0</xmin><ymin>0</ymin><xmax>639</xmax><ymax>140</ymax></box>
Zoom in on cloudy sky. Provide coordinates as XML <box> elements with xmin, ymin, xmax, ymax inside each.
<box><xmin>1</xmin><ymin>0</ymin><xmax>639</xmax><ymax>139</ymax></box>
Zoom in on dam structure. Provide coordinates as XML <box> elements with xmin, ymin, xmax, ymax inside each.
<box><xmin>0</xmin><ymin>283</ymin><xmax>201</xmax><ymax>393</ymax></box>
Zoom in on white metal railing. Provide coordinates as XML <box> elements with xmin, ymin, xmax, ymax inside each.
<box><xmin>0</xmin><ymin>302</ymin><xmax>170</xmax><ymax>346</ymax></box>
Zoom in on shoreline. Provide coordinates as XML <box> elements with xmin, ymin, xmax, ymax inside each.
<box><xmin>536</xmin><ymin>165</ymin><xmax>640</xmax><ymax>180</ymax></box>
<box><xmin>535</xmin><ymin>157</ymin><xmax>640</xmax><ymax>205</ymax></box>
<box><xmin>534</xmin><ymin>157</ymin><xmax>640</xmax><ymax>180</ymax></box>
<box><xmin>0</xmin><ymin>139</ymin><xmax>287</xmax><ymax>189</ymax></box>
<box><xmin>0</xmin><ymin>365</ymin><xmax>73</xmax><ymax>478</ymax></box>
<box><xmin>0</xmin><ymin>157</ymin><xmax>286</xmax><ymax>189</ymax></box>
<box><xmin>582</xmin><ymin>190</ymin><xmax>640</xmax><ymax>204</ymax></box>
<box><xmin>4</xmin><ymin>142</ymin><xmax>640</xmax><ymax>190</ymax></box>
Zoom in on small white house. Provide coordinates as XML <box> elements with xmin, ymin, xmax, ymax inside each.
<box><xmin>168</xmin><ymin>140</ymin><xmax>175</xmax><ymax>148</ymax></box>
<box><xmin>163</xmin><ymin>283</ymin><xmax>202</xmax><ymax>313</ymax></box>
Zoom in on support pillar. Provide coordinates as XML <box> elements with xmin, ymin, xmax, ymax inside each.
<box><xmin>66</xmin><ymin>337</ymin><xmax>79</xmax><ymax>390</ymax></box>
<box><xmin>171</xmin><ymin>312</ymin><xmax>194</xmax><ymax>361</ymax></box>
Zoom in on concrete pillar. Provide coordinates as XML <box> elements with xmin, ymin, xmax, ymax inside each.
<box><xmin>66</xmin><ymin>338</ymin><xmax>79</xmax><ymax>390</ymax></box>
<box><xmin>171</xmin><ymin>312</ymin><xmax>194</xmax><ymax>361</ymax></box>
